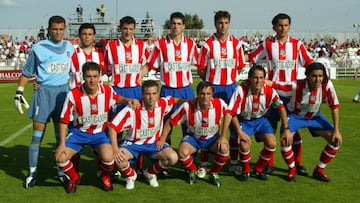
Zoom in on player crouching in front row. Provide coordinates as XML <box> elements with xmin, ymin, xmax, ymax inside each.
<box><xmin>55</xmin><ymin>62</ymin><xmax>140</xmax><ymax>193</ymax></box>
<box><xmin>159</xmin><ymin>81</ymin><xmax>230</xmax><ymax>187</ymax></box>
<box><xmin>108</xmin><ymin>80</ymin><xmax>182</xmax><ymax>189</ymax></box>
<box><xmin>221</xmin><ymin>65</ymin><xmax>291</xmax><ymax>181</ymax></box>
<box><xmin>266</xmin><ymin>62</ymin><xmax>342</xmax><ymax>182</ymax></box>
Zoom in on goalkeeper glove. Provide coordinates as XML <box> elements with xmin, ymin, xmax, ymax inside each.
<box><xmin>14</xmin><ymin>86</ymin><xmax>29</xmax><ymax>114</ymax></box>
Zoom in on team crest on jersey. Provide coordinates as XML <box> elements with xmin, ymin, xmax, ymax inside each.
<box><xmin>252</xmin><ymin>102</ymin><xmax>259</xmax><ymax>110</ymax></box>
<box><xmin>125</xmin><ymin>51</ymin><xmax>132</xmax><ymax>61</ymax></box>
<box><xmin>175</xmin><ymin>49</ymin><xmax>181</xmax><ymax>60</ymax></box>
<box><xmin>201</xmin><ymin>118</ymin><xmax>208</xmax><ymax>123</ymax></box>
<box><xmin>220</xmin><ymin>47</ymin><xmax>227</xmax><ymax>58</ymax></box>
<box><xmin>91</xmin><ymin>103</ymin><xmax>98</xmax><ymax>113</ymax></box>
<box><xmin>309</xmin><ymin>94</ymin><xmax>316</xmax><ymax>104</ymax></box>
<box><xmin>67</xmin><ymin>51</ymin><xmax>71</xmax><ymax>58</ymax></box>
<box><xmin>279</xmin><ymin>48</ymin><xmax>286</xmax><ymax>59</ymax></box>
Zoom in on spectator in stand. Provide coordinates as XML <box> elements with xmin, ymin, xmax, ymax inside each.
<box><xmin>315</xmin><ymin>48</ymin><xmax>331</xmax><ymax>79</ymax></box>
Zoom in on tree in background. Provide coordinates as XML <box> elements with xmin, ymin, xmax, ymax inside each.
<box><xmin>162</xmin><ymin>13</ymin><xmax>204</xmax><ymax>38</ymax></box>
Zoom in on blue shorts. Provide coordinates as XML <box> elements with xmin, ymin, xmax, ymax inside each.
<box><xmin>284</xmin><ymin>113</ymin><xmax>334</xmax><ymax>137</ymax></box>
<box><xmin>111</xmin><ymin>86</ymin><xmax>142</xmax><ymax>116</ymax></box>
<box><xmin>213</xmin><ymin>83</ymin><xmax>238</xmax><ymax>103</ymax></box>
<box><xmin>28</xmin><ymin>84</ymin><xmax>69</xmax><ymax>123</ymax></box>
<box><xmin>119</xmin><ymin>141</ymin><xmax>170</xmax><ymax>165</ymax></box>
<box><xmin>180</xmin><ymin>134</ymin><xmax>218</xmax><ymax>151</ymax></box>
<box><xmin>231</xmin><ymin>117</ymin><xmax>274</xmax><ymax>139</ymax></box>
<box><xmin>65</xmin><ymin>128</ymin><xmax>111</xmax><ymax>152</ymax></box>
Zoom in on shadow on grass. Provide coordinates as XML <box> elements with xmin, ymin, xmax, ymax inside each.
<box><xmin>0</xmin><ymin>144</ymin><xmax>113</xmax><ymax>190</ymax></box>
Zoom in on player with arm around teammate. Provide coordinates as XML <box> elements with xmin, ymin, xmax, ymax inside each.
<box><xmin>108</xmin><ymin>80</ymin><xmax>181</xmax><ymax>189</ymax></box>
<box><xmin>220</xmin><ymin>65</ymin><xmax>291</xmax><ymax>181</ymax></box>
<box><xmin>158</xmin><ymin>81</ymin><xmax>230</xmax><ymax>187</ymax></box>
<box><xmin>266</xmin><ymin>62</ymin><xmax>342</xmax><ymax>182</ymax></box>
<box><xmin>55</xmin><ymin>62</ymin><xmax>140</xmax><ymax>193</ymax></box>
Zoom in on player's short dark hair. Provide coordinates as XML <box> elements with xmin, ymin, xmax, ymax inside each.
<box><xmin>79</xmin><ymin>23</ymin><xmax>96</xmax><ymax>35</ymax></box>
<box><xmin>272</xmin><ymin>13</ymin><xmax>291</xmax><ymax>26</ymax></box>
<box><xmin>196</xmin><ymin>81</ymin><xmax>214</xmax><ymax>95</ymax></box>
<box><xmin>142</xmin><ymin>80</ymin><xmax>158</xmax><ymax>92</ymax></box>
<box><xmin>305</xmin><ymin>62</ymin><xmax>328</xmax><ymax>83</ymax></box>
<box><xmin>82</xmin><ymin>62</ymin><xmax>101</xmax><ymax>76</ymax></box>
<box><xmin>170</xmin><ymin>12</ymin><xmax>185</xmax><ymax>24</ymax></box>
<box><xmin>214</xmin><ymin>10</ymin><xmax>231</xmax><ymax>23</ymax></box>
<box><xmin>48</xmin><ymin>15</ymin><xmax>66</xmax><ymax>28</ymax></box>
<box><xmin>248</xmin><ymin>65</ymin><xmax>266</xmax><ymax>78</ymax></box>
<box><xmin>120</xmin><ymin>16</ymin><xmax>136</xmax><ymax>27</ymax></box>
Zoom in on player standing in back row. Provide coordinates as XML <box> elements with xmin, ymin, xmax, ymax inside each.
<box><xmin>197</xmin><ymin>10</ymin><xmax>246</xmax><ymax>176</ymax></box>
<box><xmin>250</xmin><ymin>13</ymin><xmax>313</xmax><ymax>175</ymax></box>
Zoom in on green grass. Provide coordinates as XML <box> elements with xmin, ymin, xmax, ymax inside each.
<box><xmin>1</xmin><ymin>80</ymin><xmax>360</xmax><ymax>203</ymax></box>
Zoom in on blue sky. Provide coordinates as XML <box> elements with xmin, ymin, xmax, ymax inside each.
<box><xmin>0</xmin><ymin>0</ymin><xmax>359</xmax><ymax>33</ymax></box>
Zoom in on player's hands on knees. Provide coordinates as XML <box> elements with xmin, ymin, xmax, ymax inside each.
<box><xmin>114</xmin><ymin>148</ymin><xmax>127</xmax><ymax>163</ymax></box>
<box><xmin>156</xmin><ymin>139</ymin><xmax>166</xmax><ymax>151</ymax></box>
<box><xmin>280</xmin><ymin>130</ymin><xmax>293</xmax><ymax>146</ymax></box>
<box><xmin>331</xmin><ymin>130</ymin><xmax>342</xmax><ymax>147</ymax></box>
<box><xmin>237</xmin><ymin>131</ymin><xmax>251</xmax><ymax>145</ymax></box>
<box><xmin>216</xmin><ymin>136</ymin><xmax>229</xmax><ymax>152</ymax></box>
<box><xmin>55</xmin><ymin>144</ymin><xmax>67</xmax><ymax>162</ymax></box>
<box><xmin>14</xmin><ymin>87</ymin><xmax>29</xmax><ymax>114</ymax></box>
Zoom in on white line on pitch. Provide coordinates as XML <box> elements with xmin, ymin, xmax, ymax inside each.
<box><xmin>0</xmin><ymin>123</ymin><xmax>32</xmax><ymax>146</ymax></box>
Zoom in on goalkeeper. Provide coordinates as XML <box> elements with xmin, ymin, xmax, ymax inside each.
<box><xmin>14</xmin><ymin>15</ymin><xmax>75</xmax><ymax>189</ymax></box>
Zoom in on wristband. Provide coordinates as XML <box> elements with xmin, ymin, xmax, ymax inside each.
<box><xmin>16</xmin><ymin>86</ymin><xmax>25</xmax><ymax>94</ymax></box>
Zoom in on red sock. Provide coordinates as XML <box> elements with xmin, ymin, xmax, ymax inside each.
<box><xmin>229</xmin><ymin>136</ymin><xmax>239</xmax><ymax>163</ymax></box>
<box><xmin>121</xmin><ymin>163</ymin><xmax>135</xmax><ymax>177</ymax></box>
<box><xmin>100</xmin><ymin>160</ymin><xmax>115</xmax><ymax>176</ymax></box>
<box><xmin>240</xmin><ymin>151</ymin><xmax>251</xmax><ymax>173</ymax></box>
<box><xmin>281</xmin><ymin>146</ymin><xmax>295</xmax><ymax>169</ymax></box>
<box><xmin>254</xmin><ymin>147</ymin><xmax>275</xmax><ymax>173</ymax></box>
<box><xmin>318</xmin><ymin>144</ymin><xmax>339</xmax><ymax>168</ymax></box>
<box><xmin>58</xmin><ymin>160</ymin><xmax>79</xmax><ymax>181</ymax></box>
<box><xmin>70</xmin><ymin>153</ymin><xmax>81</xmax><ymax>174</ymax></box>
<box><xmin>200</xmin><ymin>149</ymin><xmax>209</xmax><ymax>168</ymax></box>
<box><xmin>180</xmin><ymin>155</ymin><xmax>197</xmax><ymax>172</ymax></box>
<box><xmin>146</xmin><ymin>160</ymin><xmax>166</xmax><ymax>174</ymax></box>
<box><xmin>209</xmin><ymin>151</ymin><xmax>228</xmax><ymax>174</ymax></box>
<box><xmin>136</xmin><ymin>155</ymin><xmax>144</xmax><ymax>171</ymax></box>
<box><xmin>292</xmin><ymin>132</ymin><xmax>303</xmax><ymax>166</ymax></box>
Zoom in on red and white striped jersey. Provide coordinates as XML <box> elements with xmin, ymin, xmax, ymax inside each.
<box><xmin>69</xmin><ymin>47</ymin><xmax>107</xmax><ymax>89</ymax></box>
<box><xmin>272</xmin><ymin>80</ymin><xmax>340</xmax><ymax>119</ymax></box>
<box><xmin>60</xmin><ymin>84</ymin><xmax>119</xmax><ymax>134</ymax></box>
<box><xmin>104</xmin><ymin>38</ymin><xmax>147</xmax><ymax>88</ymax></box>
<box><xmin>110</xmin><ymin>97</ymin><xmax>175</xmax><ymax>144</ymax></box>
<box><xmin>227</xmin><ymin>84</ymin><xmax>284</xmax><ymax>120</ymax></box>
<box><xmin>250</xmin><ymin>36</ymin><xmax>313</xmax><ymax>82</ymax></box>
<box><xmin>197</xmin><ymin>34</ymin><xmax>246</xmax><ymax>85</ymax></box>
<box><xmin>146</xmin><ymin>35</ymin><xmax>198</xmax><ymax>88</ymax></box>
<box><xmin>169</xmin><ymin>98</ymin><xmax>227</xmax><ymax>140</ymax></box>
